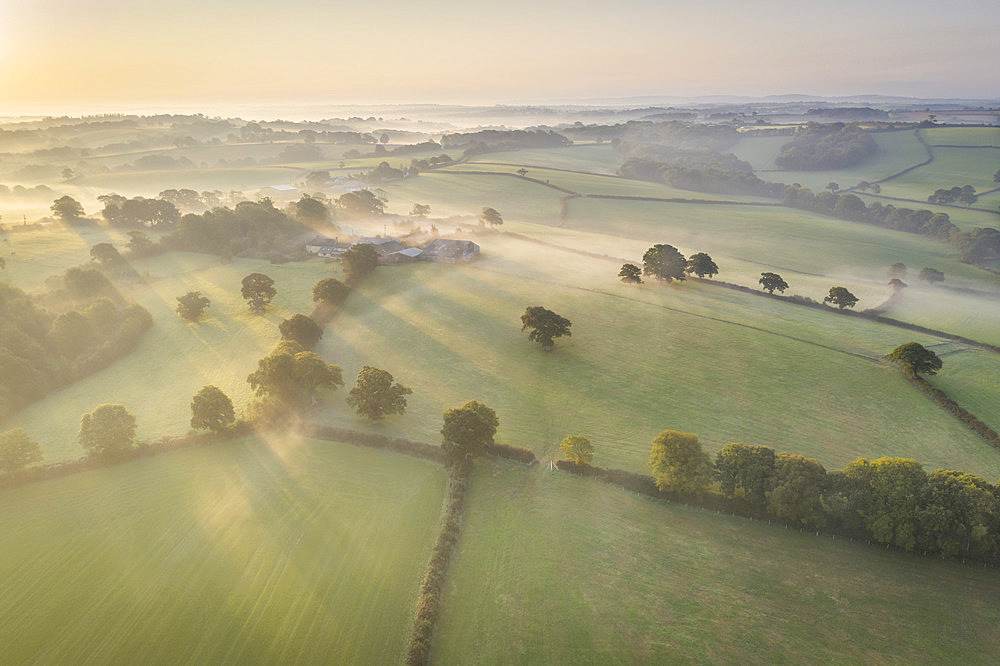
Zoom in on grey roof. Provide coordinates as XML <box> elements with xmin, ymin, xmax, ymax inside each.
<box><xmin>394</xmin><ymin>247</ymin><xmax>423</xmax><ymax>257</ymax></box>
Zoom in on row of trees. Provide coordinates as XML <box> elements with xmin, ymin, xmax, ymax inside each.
<box><xmin>618</xmin><ymin>245</ymin><xmax>719</xmax><ymax>285</ymax></box>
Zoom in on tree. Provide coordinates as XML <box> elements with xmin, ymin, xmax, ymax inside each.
<box><xmin>480</xmin><ymin>207</ymin><xmax>503</xmax><ymax>227</ymax></box>
<box><xmin>342</xmin><ymin>243</ymin><xmax>380</xmax><ymax>285</ymax></box>
<box><xmin>380</xmin><ymin>133</ymin><xmax>390</xmax><ymax>144</ymax></box>
<box><xmin>190</xmin><ymin>385</ymin><xmax>235</xmax><ymax>433</ymax></box>
<box><xmin>714</xmin><ymin>443</ymin><xmax>776</xmax><ymax>508</ymax></box>
<box><xmin>823</xmin><ymin>286</ymin><xmax>858</xmax><ymax>309</ymax></box>
<box><xmin>918</xmin><ymin>267</ymin><xmax>945</xmax><ymax>285</ymax></box>
<box><xmin>758</xmin><ymin>272</ymin><xmax>788</xmax><ymax>294</ymax></box>
<box><xmin>516</xmin><ymin>168</ymin><xmax>528</xmax><ymax>177</ymax></box>
<box><xmin>51</xmin><ymin>195</ymin><xmax>84</xmax><ymax>221</ymax></box>
<box><xmin>410</xmin><ymin>203</ymin><xmax>431</xmax><ymax>218</ymax></box>
<box><xmin>293</xmin><ymin>195</ymin><xmax>329</xmax><ymax>223</ymax></box>
<box><xmin>241</xmin><ymin>273</ymin><xmax>276</xmax><ymax>313</ymax></box>
<box><xmin>685</xmin><ymin>252</ymin><xmax>719</xmax><ymax>278</ymax></box>
<box><xmin>618</xmin><ymin>263</ymin><xmax>642</xmax><ymax>284</ymax></box>
<box><xmin>843</xmin><ymin>457</ymin><xmax>926</xmax><ymax>551</ymax></box>
<box><xmin>441</xmin><ymin>400</ymin><xmax>499</xmax><ymax>465</ymax></box>
<box><xmin>560</xmin><ymin>435</ymin><xmax>593</xmax><ymax>466</ymax></box>
<box><xmin>312</xmin><ymin>277</ymin><xmax>350</xmax><ymax>305</ymax></box>
<box><xmin>126</xmin><ymin>230</ymin><xmax>154</xmax><ymax>254</ymax></box>
<box><xmin>887</xmin><ymin>262</ymin><xmax>907</xmax><ymax>279</ymax></box>
<box><xmin>336</xmin><ymin>189</ymin><xmax>384</xmax><ymax>217</ymax></box>
<box><xmin>520</xmin><ymin>306</ymin><xmax>572</xmax><ymax>350</ymax></box>
<box><xmin>279</xmin><ymin>314</ymin><xmax>323</xmax><ymax>349</ymax></box>
<box><xmin>642</xmin><ymin>244</ymin><xmax>686</xmax><ymax>282</ymax></box>
<box><xmin>0</xmin><ymin>428</ymin><xmax>42</xmax><ymax>476</ymax></box>
<box><xmin>920</xmin><ymin>470</ymin><xmax>999</xmax><ymax>558</ymax></box>
<box><xmin>345</xmin><ymin>366</ymin><xmax>412</xmax><ymax>422</ymax></box>
<box><xmin>247</xmin><ymin>343</ymin><xmax>342</xmax><ymax>406</ymax></box>
<box><xmin>649</xmin><ymin>430</ymin><xmax>713</xmax><ymax>494</ymax></box>
<box><xmin>78</xmin><ymin>404</ymin><xmax>136</xmax><ymax>459</ymax></box>
<box><xmin>766</xmin><ymin>453</ymin><xmax>827</xmax><ymax>528</ymax></box>
<box><xmin>888</xmin><ymin>278</ymin><xmax>907</xmax><ymax>290</ymax></box>
<box><xmin>176</xmin><ymin>291</ymin><xmax>211</xmax><ymax>321</ymax></box>
<box><xmin>90</xmin><ymin>242</ymin><xmax>124</xmax><ymax>267</ymax></box>
<box><xmin>887</xmin><ymin>342</ymin><xmax>943</xmax><ymax>376</ymax></box>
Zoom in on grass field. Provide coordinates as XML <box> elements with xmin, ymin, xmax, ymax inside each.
<box><xmin>311</xmin><ymin>235</ymin><xmax>1000</xmax><ymax>478</ymax></box>
<box><xmin>466</xmin><ymin>144</ymin><xmax>623</xmax><ymax>174</ymax></box>
<box><xmin>922</xmin><ymin>127</ymin><xmax>1000</xmax><ymax>147</ymax></box>
<box><xmin>876</xmin><ymin>146</ymin><xmax>1000</xmax><ymax>203</ymax></box>
<box><xmin>0</xmin><ymin>435</ymin><xmax>446</xmax><ymax>664</ymax></box>
<box><xmin>882</xmin><ymin>285</ymin><xmax>1000</xmax><ymax>347</ymax></box>
<box><xmin>929</xmin><ymin>347</ymin><xmax>1000</xmax><ymax>433</ymax></box>
<box><xmin>4</xmin><ymin>251</ymin><xmax>335</xmax><ymax>462</ymax></box>
<box><xmin>433</xmin><ymin>464</ymin><xmax>1000</xmax><ymax>663</ymax></box>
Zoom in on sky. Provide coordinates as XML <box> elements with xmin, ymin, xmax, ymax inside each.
<box><xmin>0</xmin><ymin>0</ymin><xmax>997</xmax><ymax>115</ymax></box>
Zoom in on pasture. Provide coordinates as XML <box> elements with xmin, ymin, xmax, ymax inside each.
<box><xmin>433</xmin><ymin>464</ymin><xmax>1000</xmax><ymax>663</ymax></box>
<box><xmin>875</xmin><ymin>146</ymin><xmax>1000</xmax><ymax>204</ymax></box>
<box><xmin>0</xmin><ymin>435</ymin><xmax>446</xmax><ymax>664</ymax></box>
<box><xmin>930</xmin><ymin>347</ymin><xmax>1000</xmax><ymax>433</ymax></box>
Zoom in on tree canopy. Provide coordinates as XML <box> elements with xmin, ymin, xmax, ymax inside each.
<box><xmin>823</xmin><ymin>286</ymin><xmax>858</xmax><ymax>309</ymax></box>
<box><xmin>176</xmin><ymin>291</ymin><xmax>211</xmax><ymax>321</ymax></box>
<box><xmin>649</xmin><ymin>430</ymin><xmax>713</xmax><ymax>494</ymax></box>
<box><xmin>642</xmin><ymin>244</ymin><xmax>686</xmax><ymax>282</ymax></box>
<box><xmin>887</xmin><ymin>342</ymin><xmax>943</xmax><ymax>376</ymax></box>
<box><xmin>441</xmin><ymin>400</ymin><xmax>499</xmax><ymax>465</ymax></box>
<box><xmin>758</xmin><ymin>272</ymin><xmax>788</xmax><ymax>294</ymax></box>
<box><xmin>79</xmin><ymin>404</ymin><xmax>136</xmax><ymax>459</ymax></box>
<box><xmin>618</xmin><ymin>263</ymin><xmax>642</xmax><ymax>284</ymax></box>
<box><xmin>90</xmin><ymin>242</ymin><xmax>124</xmax><ymax>267</ymax></box>
<box><xmin>247</xmin><ymin>342</ymin><xmax>343</xmax><ymax>407</ymax></box>
<box><xmin>480</xmin><ymin>207</ymin><xmax>503</xmax><ymax>227</ymax></box>
<box><xmin>685</xmin><ymin>252</ymin><xmax>718</xmax><ymax>278</ymax></box>
<box><xmin>560</xmin><ymin>435</ymin><xmax>594</xmax><ymax>466</ymax></box>
<box><xmin>241</xmin><ymin>272</ymin><xmax>276</xmax><ymax>313</ymax></box>
<box><xmin>190</xmin><ymin>385</ymin><xmax>235</xmax><ymax>433</ymax></box>
<box><xmin>279</xmin><ymin>314</ymin><xmax>323</xmax><ymax>349</ymax></box>
<box><xmin>342</xmin><ymin>243</ymin><xmax>380</xmax><ymax>285</ymax></box>
<box><xmin>520</xmin><ymin>306</ymin><xmax>572</xmax><ymax>350</ymax></box>
<box><xmin>345</xmin><ymin>366</ymin><xmax>412</xmax><ymax>422</ymax></box>
<box><xmin>410</xmin><ymin>203</ymin><xmax>431</xmax><ymax>218</ymax></box>
<box><xmin>919</xmin><ymin>267</ymin><xmax>945</xmax><ymax>284</ymax></box>
<box><xmin>312</xmin><ymin>277</ymin><xmax>350</xmax><ymax>305</ymax></box>
<box><xmin>51</xmin><ymin>195</ymin><xmax>84</xmax><ymax>221</ymax></box>
<box><xmin>0</xmin><ymin>429</ymin><xmax>42</xmax><ymax>476</ymax></box>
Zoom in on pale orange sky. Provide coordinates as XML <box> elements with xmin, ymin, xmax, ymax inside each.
<box><xmin>1</xmin><ymin>0</ymin><xmax>997</xmax><ymax>113</ymax></box>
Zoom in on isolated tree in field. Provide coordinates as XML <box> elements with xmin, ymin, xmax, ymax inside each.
<box><xmin>346</xmin><ymin>366</ymin><xmax>412</xmax><ymax>422</ymax></box>
<box><xmin>516</xmin><ymin>168</ymin><xmax>528</xmax><ymax>177</ymax></box>
<box><xmin>0</xmin><ymin>429</ymin><xmax>42</xmax><ymax>476</ymax></box>
<box><xmin>342</xmin><ymin>243</ymin><xmax>380</xmax><ymax>285</ymax></box>
<box><xmin>380</xmin><ymin>133</ymin><xmax>390</xmax><ymax>144</ymax></box>
<box><xmin>241</xmin><ymin>272</ymin><xmax>276</xmax><ymax>313</ymax></box>
<box><xmin>410</xmin><ymin>203</ymin><xmax>431</xmax><ymax>217</ymax></box>
<box><xmin>887</xmin><ymin>262</ymin><xmax>907</xmax><ymax>279</ymax></box>
<box><xmin>887</xmin><ymin>342</ymin><xmax>943</xmax><ymax>376</ymax></box>
<box><xmin>176</xmin><ymin>291</ymin><xmax>211</xmax><ymax>321</ymax></box>
<box><xmin>889</xmin><ymin>278</ymin><xmax>907</xmax><ymax>290</ymax></box>
<box><xmin>312</xmin><ymin>277</ymin><xmax>350</xmax><ymax>305</ymax></box>
<box><xmin>823</xmin><ymin>286</ymin><xmax>858</xmax><ymax>309</ymax></box>
<box><xmin>247</xmin><ymin>343</ymin><xmax>342</xmax><ymax>406</ymax></box>
<box><xmin>619</xmin><ymin>263</ymin><xmax>642</xmax><ymax>284</ymax></box>
<box><xmin>685</xmin><ymin>252</ymin><xmax>719</xmax><ymax>278</ymax></box>
<box><xmin>826</xmin><ymin>182</ymin><xmax>840</xmax><ymax>193</ymax></box>
<box><xmin>90</xmin><ymin>242</ymin><xmax>124</xmax><ymax>266</ymax></box>
<box><xmin>919</xmin><ymin>267</ymin><xmax>945</xmax><ymax>285</ymax></box>
<box><xmin>78</xmin><ymin>404</ymin><xmax>136</xmax><ymax>459</ymax></box>
<box><xmin>279</xmin><ymin>313</ymin><xmax>323</xmax><ymax>349</ymax></box>
<box><xmin>190</xmin><ymin>385</ymin><xmax>235</xmax><ymax>433</ymax></box>
<box><xmin>642</xmin><ymin>244</ymin><xmax>686</xmax><ymax>282</ymax></box>
<box><xmin>767</xmin><ymin>453</ymin><xmax>827</xmax><ymax>528</ymax></box>
<box><xmin>441</xmin><ymin>400</ymin><xmax>499</xmax><ymax>465</ymax></box>
<box><xmin>51</xmin><ymin>195</ymin><xmax>84</xmax><ymax>221</ymax></box>
<box><xmin>293</xmin><ymin>195</ymin><xmax>329</xmax><ymax>223</ymax></box>
<box><xmin>649</xmin><ymin>430</ymin><xmax>713</xmax><ymax>494</ymax></box>
<box><xmin>520</xmin><ymin>306</ymin><xmax>572</xmax><ymax>350</ymax></box>
<box><xmin>715</xmin><ymin>443</ymin><xmax>776</xmax><ymax>509</ymax></box>
<box><xmin>336</xmin><ymin>189</ymin><xmax>384</xmax><ymax>216</ymax></box>
<box><xmin>758</xmin><ymin>272</ymin><xmax>788</xmax><ymax>294</ymax></box>
<box><xmin>480</xmin><ymin>207</ymin><xmax>503</xmax><ymax>227</ymax></box>
<box><xmin>560</xmin><ymin>435</ymin><xmax>593</xmax><ymax>466</ymax></box>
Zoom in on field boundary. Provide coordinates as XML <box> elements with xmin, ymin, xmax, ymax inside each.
<box><xmin>906</xmin><ymin>374</ymin><xmax>1000</xmax><ymax>450</ymax></box>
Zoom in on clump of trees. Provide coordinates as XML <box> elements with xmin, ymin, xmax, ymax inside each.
<box><xmin>246</xmin><ymin>341</ymin><xmax>343</xmax><ymax>422</ymax></box>
<box><xmin>168</xmin><ymin>198</ymin><xmax>306</xmax><ymax>259</ymax></box>
<box><xmin>774</xmin><ymin>123</ymin><xmax>878</xmax><ymax>170</ymax></box>
<box><xmin>928</xmin><ymin>185</ymin><xmax>978</xmax><ymax>206</ymax></box>
<box><xmin>888</xmin><ymin>342</ymin><xmax>942</xmax><ymax>376</ymax></box>
<box><xmin>346</xmin><ymin>366</ymin><xmax>412</xmax><ymax>422</ymax></box>
<box><xmin>99</xmin><ymin>194</ymin><xmax>179</xmax><ymax>228</ymax></box>
<box><xmin>79</xmin><ymin>404</ymin><xmax>136</xmax><ymax>459</ymax></box>
<box><xmin>342</xmin><ymin>243</ymin><xmax>380</xmax><ymax>286</ymax></box>
<box><xmin>520</xmin><ymin>306</ymin><xmax>572</xmax><ymax>350</ymax></box>
<box><xmin>642</xmin><ymin>244</ymin><xmax>686</xmax><ymax>282</ymax></box>
<box><xmin>176</xmin><ymin>291</ymin><xmax>210</xmax><ymax>321</ymax></box>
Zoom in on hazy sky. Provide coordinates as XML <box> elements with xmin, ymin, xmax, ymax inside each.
<box><xmin>0</xmin><ymin>0</ymin><xmax>997</xmax><ymax>113</ymax></box>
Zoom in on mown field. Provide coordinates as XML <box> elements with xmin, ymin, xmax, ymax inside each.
<box><xmin>0</xmin><ymin>435</ymin><xmax>446</xmax><ymax>665</ymax></box>
<box><xmin>434</xmin><ymin>464</ymin><xmax>1000</xmax><ymax>664</ymax></box>
<box><xmin>5</xmin><ymin>251</ymin><xmax>336</xmax><ymax>462</ymax></box>
<box><xmin>875</xmin><ymin>146</ymin><xmax>1000</xmax><ymax>204</ymax></box>
<box><xmin>930</xmin><ymin>347</ymin><xmax>1000</xmax><ymax>433</ymax></box>
<box><xmin>313</xmin><ymin>234</ymin><xmax>1000</xmax><ymax>478</ymax></box>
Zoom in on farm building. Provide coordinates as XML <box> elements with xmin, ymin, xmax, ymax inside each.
<box><xmin>306</xmin><ymin>235</ymin><xmax>350</xmax><ymax>258</ymax></box>
<box><xmin>356</xmin><ymin>237</ymin><xmax>406</xmax><ymax>258</ymax></box>
<box><xmin>384</xmin><ymin>247</ymin><xmax>424</xmax><ymax>264</ymax></box>
<box><xmin>421</xmin><ymin>239</ymin><xmax>480</xmax><ymax>262</ymax></box>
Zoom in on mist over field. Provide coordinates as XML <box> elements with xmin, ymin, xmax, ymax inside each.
<box><xmin>1</xmin><ymin>0</ymin><xmax>999</xmax><ymax>663</ymax></box>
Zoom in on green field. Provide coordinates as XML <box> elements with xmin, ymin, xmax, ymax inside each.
<box><xmin>0</xmin><ymin>435</ymin><xmax>446</xmax><ymax>664</ymax></box>
<box><xmin>922</xmin><ymin>127</ymin><xmax>1000</xmax><ymax>147</ymax></box>
<box><xmin>930</xmin><ymin>347</ymin><xmax>1000</xmax><ymax>432</ymax></box>
<box><xmin>310</xmin><ymin>235</ymin><xmax>1000</xmax><ymax>478</ymax></box>
<box><xmin>5</xmin><ymin>251</ymin><xmax>336</xmax><ymax>462</ymax></box>
<box><xmin>466</xmin><ymin>144</ymin><xmax>623</xmax><ymax>174</ymax></box>
<box><xmin>876</xmin><ymin>146</ymin><xmax>1000</xmax><ymax>204</ymax></box>
<box><xmin>434</xmin><ymin>464</ymin><xmax>1000</xmax><ymax>663</ymax></box>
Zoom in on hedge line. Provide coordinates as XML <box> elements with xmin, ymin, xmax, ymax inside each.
<box><xmin>0</xmin><ymin>423</ymin><xmax>253</xmax><ymax>491</ymax></box>
<box><xmin>483</xmin><ymin>442</ymin><xmax>538</xmax><ymax>464</ymax></box>
<box><xmin>909</xmin><ymin>375</ymin><xmax>1000</xmax><ymax>449</ymax></box>
<box><xmin>297</xmin><ymin>423</ymin><xmax>446</xmax><ymax>463</ymax></box>
<box><xmin>405</xmin><ymin>461</ymin><xmax>471</xmax><ymax>665</ymax></box>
